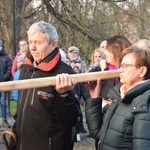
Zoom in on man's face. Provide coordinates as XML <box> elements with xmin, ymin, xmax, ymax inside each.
<box><xmin>68</xmin><ymin>50</ymin><xmax>78</xmax><ymax>60</ymax></box>
<box><xmin>19</xmin><ymin>40</ymin><xmax>28</xmax><ymax>53</ymax></box>
<box><xmin>28</xmin><ymin>31</ymin><xmax>56</xmax><ymax>63</ymax></box>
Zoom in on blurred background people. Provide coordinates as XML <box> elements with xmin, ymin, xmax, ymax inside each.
<box><xmin>100</xmin><ymin>40</ymin><xmax>107</xmax><ymax>51</ymax></box>
<box><xmin>100</xmin><ymin>35</ymin><xmax>131</xmax><ymax>100</ymax></box>
<box><xmin>68</xmin><ymin>46</ymin><xmax>87</xmax><ymax>73</ymax></box>
<box><xmin>0</xmin><ymin>39</ymin><xmax>12</xmax><ymax>128</ymax></box>
<box><xmin>87</xmin><ymin>48</ymin><xmax>106</xmax><ymax>72</ymax></box>
<box><xmin>12</xmin><ymin>54</ymin><xmax>26</xmax><ymax>101</ymax></box>
<box><xmin>134</xmin><ymin>39</ymin><xmax>150</xmax><ymax>50</ymax></box>
<box><xmin>67</xmin><ymin>46</ymin><xmax>87</xmax><ymax>141</ymax></box>
<box><xmin>128</xmin><ymin>35</ymin><xmax>139</xmax><ymax>45</ymax></box>
<box><xmin>11</xmin><ymin>39</ymin><xmax>28</xmax><ymax>76</ymax></box>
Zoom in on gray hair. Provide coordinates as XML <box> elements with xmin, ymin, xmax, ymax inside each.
<box><xmin>27</xmin><ymin>21</ymin><xmax>58</xmax><ymax>44</ymax></box>
<box><xmin>133</xmin><ymin>39</ymin><xmax>150</xmax><ymax>50</ymax></box>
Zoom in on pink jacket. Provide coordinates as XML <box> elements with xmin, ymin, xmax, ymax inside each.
<box><xmin>11</xmin><ymin>51</ymin><xmax>22</xmax><ymax>76</ymax></box>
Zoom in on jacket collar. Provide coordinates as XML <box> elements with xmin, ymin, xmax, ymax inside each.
<box><xmin>122</xmin><ymin>80</ymin><xmax>150</xmax><ymax>104</ymax></box>
<box><xmin>24</xmin><ymin>48</ymin><xmax>61</xmax><ymax>71</ymax></box>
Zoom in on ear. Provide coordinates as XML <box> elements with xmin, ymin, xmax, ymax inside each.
<box><xmin>139</xmin><ymin>66</ymin><xmax>147</xmax><ymax>77</ymax></box>
<box><xmin>52</xmin><ymin>41</ymin><xmax>58</xmax><ymax>50</ymax></box>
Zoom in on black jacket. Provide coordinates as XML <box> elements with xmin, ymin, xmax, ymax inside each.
<box><xmin>0</xmin><ymin>48</ymin><xmax>12</xmax><ymax>81</ymax></box>
<box><xmin>10</xmin><ymin>48</ymin><xmax>79</xmax><ymax>150</ymax></box>
<box><xmin>0</xmin><ymin>65</ymin><xmax>4</xmax><ymax>82</ymax></box>
<box><xmin>85</xmin><ymin>80</ymin><xmax>150</xmax><ymax>150</ymax></box>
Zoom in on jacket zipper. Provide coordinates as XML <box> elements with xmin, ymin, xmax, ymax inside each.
<box><xmin>31</xmin><ymin>88</ymin><xmax>35</xmax><ymax>105</ymax></box>
<box><xmin>19</xmin><ymin>90</ymin><xmax>23</xmax><ymax>105</ymax></box>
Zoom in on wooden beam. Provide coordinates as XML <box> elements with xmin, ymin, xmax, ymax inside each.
<box><xmin>0</xmin><ymin>70</ymin><xmax>120</xmax><ymax>92</ymax></box>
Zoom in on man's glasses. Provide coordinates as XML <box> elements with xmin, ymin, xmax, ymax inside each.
<box><xmin>69</xmin><ymin>51</ymin><xmax>77</xmax><ymax>54</ymax></box>
<box><xmin>119</xmin><ymin>63</ymin><xmax>137</xmax><ymax>70</ymax></box>
<box><xmin>19</xmin><ymin>43</ymin><xmax>28</xmax><ymax>47</ymax></box>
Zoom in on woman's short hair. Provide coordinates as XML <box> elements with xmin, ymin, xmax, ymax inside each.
<box><xmin>121</xmin><ymin>45</ymin><xmax>150</xmax><ymax>79</ymax></box>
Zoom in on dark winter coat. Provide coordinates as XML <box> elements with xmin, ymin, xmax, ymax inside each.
<box><xmin>85</xmin><ymin>80</ymin><xmax>150</xmax><ymax>150</ymax></box>
<box><xmin>0</xmin><ymin>65</ymin><xmax>4</xmax><ymax>82</ymax></box>
<box><xmin>0</xmin><ymin>48</ymin><xmax>12</xmax><ymax>81</ymax></box>
<box><xmin>10</xmin><ymin>48</ymin><xmax>79</xmax><ymax>150</ymax></box>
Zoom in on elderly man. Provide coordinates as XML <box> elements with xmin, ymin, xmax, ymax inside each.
<box><xmin>9</xmin><ymin>21</ymin><xmax>79</xmax><ymax>150</ymax></box>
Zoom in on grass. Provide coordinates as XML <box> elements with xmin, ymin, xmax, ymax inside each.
<box><xmin>9</xmin><ymin>100</ymin><xmax>17</xmax><ymax>116</ymax></box>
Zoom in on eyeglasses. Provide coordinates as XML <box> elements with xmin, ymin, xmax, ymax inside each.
<box><xmin>19</xmin><ymin>43</ymin><xmax>28</xmax><ymax>47</ymax></box>
<box><xmin>69</xmin><ymin>51</ymin><xmax>77</xmax><ymax>54</ymax></box>
<box><xmin>119</xmin><ymin>63</ymin><xmax>137</xmax><ymax>70</ymax></box>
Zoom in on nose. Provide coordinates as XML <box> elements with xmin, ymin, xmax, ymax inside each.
<box><xmin>119</xmin><ymin>67</ymin><xmax>123</xmax><ymax>73</ymax></box>
<box><xmin>29</xmin><ymin>43</ymin><xmax>36</xmax><ymax>51</ymax></box>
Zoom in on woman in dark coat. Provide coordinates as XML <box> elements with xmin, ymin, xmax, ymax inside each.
<box><xmin>85</xmin><ymin>45</ymin><xmax>150</xmax><ymax>150</ymax></box>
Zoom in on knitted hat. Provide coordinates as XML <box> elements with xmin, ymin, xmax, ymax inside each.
<box><xmin>17</xmin><ymin>54</ymin><xmax>26</xmax><ymax>62</ymax></box>
<box><xmin>68</xmin><ymin>46</ymin><xmax>79</xmax><ymax>54</ymax></box>
<box><xmin>0</xmin><ymin>40</ymin><xmax>3</xmax><ymax>46</ymax></box>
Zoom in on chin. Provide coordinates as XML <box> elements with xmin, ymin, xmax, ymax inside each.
<box><xmin>120</xmin><ymin>78</ymin><xmax>124</xmax><ymax>84</ymax></box>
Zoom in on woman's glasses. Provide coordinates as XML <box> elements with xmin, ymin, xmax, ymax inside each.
<box><xmin>119</xmin><ymin>63</ymin><xmax>137</xmax><ymax>70</ymax></box>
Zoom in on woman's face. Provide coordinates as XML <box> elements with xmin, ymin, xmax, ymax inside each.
<box><xmin>104</xmin><ymin>49</ymin><xmax>116</xmax><ymax>65</ymax></box>
<box><xmin>120</xmin><ymin>53</ymin><xmax>144</xmax><ymax>89</ymax></box>
<box><xmin>93</xmin><ymin>52</ymin><xmax>102</xmax><ymax>63</ymax></box>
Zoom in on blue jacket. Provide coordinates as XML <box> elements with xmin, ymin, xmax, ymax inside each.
<box><xmin>12</xmin><ymin>70</ymin><xmax>20</xmax><ymax>101</ymax></box>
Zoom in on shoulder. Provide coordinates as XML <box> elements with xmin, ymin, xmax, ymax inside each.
<box><xmin>56</xmin><ymin>60</ymin><xmax>76</xmax><ymax>74</ymax></box>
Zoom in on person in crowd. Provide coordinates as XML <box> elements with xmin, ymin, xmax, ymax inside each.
<box><xmin>85</xmin><ymin>45</ymin><xmax>150</xmax><ymax>150</ymax></box>
<box><xmin>100</xmin><ymin>35</ymin><xmax>131</xmax><ymax>103</ymax></box>
<box><xmin>12</xmin><ymin>54</ymin><xmax>26</xmax><ymax>101</ymax></box>
<box><xmin>68</xmin><ymin>46</ymin><xmax>87</xmax><ymax>73</ymax></box>
<box><xmin>134</xmin><ymin>39</ymin><xmax>150</xmax><ymax>49</ymax></box>
<box><xmin>128</xmin><ymin>35</ymin><xmax>139</xmax><ymax>45</ymax></box>
<box><xmin>0</xmin><ymin>64</ymin><xmax>4</xmax><ymax>121</ymax></box>
<box><xmin>87</xmin><ymin>48</ymin><xmax>106</xmax><ymax>72</ymax></box>
<box><xmin>68</xmin><ymin>45</ymin><xmax>87</xmax><ymax>135</ymax></box>
<box><xmin>59</xmin><ymin>48</ymin><xmax>85</xmax><ymax>142</ymax></box>
<box><xmin>9</xmin><ymin>21</ymin><xmax>79</xmax><ymax>150</ymax></box>
<box><xmin>0</xmin><ymin>39</ymin><xmax>12</xmax><ymax>128</ymax></box>
<box><xmin>84</xmin><ymin>35</ymin><xmax>131</xmax><ymax>145</ymax></box>
<box><xmin>11</xmin><ymin>39</ymin><xmax>28</xmax><ymax>76</ymax></box>
<box><xmin>100</xmin><ymin>40</ymin><xmax>107</xmax><ymax>51</ymax></box>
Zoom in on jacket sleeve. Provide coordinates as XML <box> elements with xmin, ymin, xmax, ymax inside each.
<box><xmin>85</xmin><ymin>97</ymin><xmax>103</xmax><ymax>139</ymax></box>
<box><xmin>4</xmin><ymin>56</ymin><xmax>12</xmax><ymax>81</ymax></box>
<box><xmin>55</xmin><ymin>91</ymin><xmax>79</xmax><ymax>128</ymax></box>
<box><xmin>133</xmin><ymin>105</ymin><xmax>150</xmax><ymax>150</ymax></box>
<box><xmin>0</xmin><ymin>65</ymin><xmax>4</xmax><ymax>82</ymax></box>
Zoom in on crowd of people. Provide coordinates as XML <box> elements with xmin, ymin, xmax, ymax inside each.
<box><xmin>0</xmin><ymin>20</ymin><xmax>150</xmax><ymax>150</ymax></box>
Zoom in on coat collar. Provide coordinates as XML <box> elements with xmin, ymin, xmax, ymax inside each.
<box><xmin>122</xmin><ymin>80</ymin><xmax>150</xmax><ymax>104</ymax></box>
<box><xmin>23</xmin><ymin>48</ymin><xmax>61</xmax><ymax>71</ymax></box>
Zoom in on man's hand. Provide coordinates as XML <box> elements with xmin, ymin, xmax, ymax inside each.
<box><xmin>56</xmin><ymin>73</ymin><xmax>76</xmax><ymax>94</ymax></box>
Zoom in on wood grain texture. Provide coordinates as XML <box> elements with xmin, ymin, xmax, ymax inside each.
<box><xmin>0</xmin><ymin>70</ymin><xmax>120</xmax><ymax>91</ymax></box>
